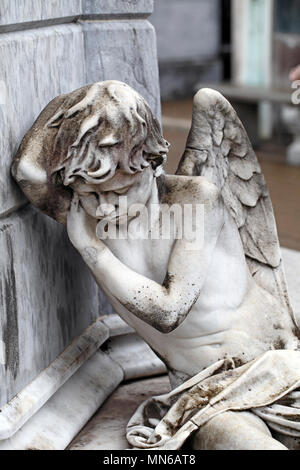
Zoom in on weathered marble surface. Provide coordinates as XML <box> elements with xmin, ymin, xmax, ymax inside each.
<box><xmin>0</xmin><ymin>318</ymin><xmax>108</xmax><ymax>440</ymax></box>
<box><xmin>69</xmin><ymin>375</ymin><xmax>170</xmax><ymax>451</ymax></box>
<box><xmin>0</xmin><ymin>351</ymin><xmax>123</xmax><ymax>450</ymax></box>
<box><xmin>0</xmin><ymin>0</ymin><xmax>153</xmax><ymax>29</ymax></box>
<box><xmin>0</xmin><ymin>24</ymin><xmax>86</xmax><ymax>217</ymax></box>
<box><xmin>102</xmin><ymin>314</ymin><xmax>134</xmax><ymax>337</ymax></box>
<box><xmin>0</xmin><ymin>205</ymin><xmax>100</xmax><ymax>407</ymax></box>
<box><xmin>106</xmin><ymin>334</ymin><xmax>166</xmax><ymax>380</ymax></box>
<box><xmin>83</xmin><ymin>0</ymin><xmax>153</xmax><ymax>17</ymax></box>
<box><xmin>82</xmin><ymin>20</ymin><xmax>160</xmax><ymax>118</ymax></box>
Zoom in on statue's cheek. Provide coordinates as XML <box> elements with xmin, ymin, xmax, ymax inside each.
<box><xmin>79</xmin><ymin>194</ymin><xmax>99</xmax><ymax>217</ymax></box>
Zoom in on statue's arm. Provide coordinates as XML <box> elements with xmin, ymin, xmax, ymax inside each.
<box><xmin>67</xmin><ymin>191</ymin><xmax>224</xmax><ymax>333</ymax></box>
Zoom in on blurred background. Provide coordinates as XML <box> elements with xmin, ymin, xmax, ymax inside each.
<box><xmin>150</xmin><ymin>0</ymin><xmax>300</xmax><ymax>251</ymax></box>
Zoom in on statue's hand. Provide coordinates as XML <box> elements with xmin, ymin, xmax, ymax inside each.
<box><xmin>67</xmin><ymin>193</ymin><xmax>106</xmax><ymax>254</ymax></box>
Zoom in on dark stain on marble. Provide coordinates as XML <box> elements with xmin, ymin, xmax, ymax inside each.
<box><xmin>2</xmin><ymin>233</ymin><xmax>19</xmax><ymax>379</ymax></box>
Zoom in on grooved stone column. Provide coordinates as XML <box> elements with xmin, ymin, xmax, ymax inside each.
<box><xmin>0</xmin><ymin>0</ymin><xmax>159</xmax><ymax>407</ymax></box>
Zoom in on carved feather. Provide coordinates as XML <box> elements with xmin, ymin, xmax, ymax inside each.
<box><xmin>176</xmin><ymin>88</ymin><xmax>293</xmax><ymax>316</ymax></box>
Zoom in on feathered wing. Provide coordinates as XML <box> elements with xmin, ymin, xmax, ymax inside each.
<box><xmin>176</xmin><ymin>88</ymin><xmax>293</xmax><ymax>317</ymax></box>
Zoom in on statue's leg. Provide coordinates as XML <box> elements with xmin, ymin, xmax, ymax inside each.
<box><xmin>272</xmin><ymin>433</ymin><xmax>300</xmax><ymax>450</ymax></box>
<box><xmin>191</xmin><ymin>411</ymin><xmax>288</xmax><ymax>450</ymax></box>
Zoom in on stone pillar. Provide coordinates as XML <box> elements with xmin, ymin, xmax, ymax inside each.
<box><xmin>0</xmin><ymin>0</ymin><xmax>159</xmax><ymax>408</ymax></box>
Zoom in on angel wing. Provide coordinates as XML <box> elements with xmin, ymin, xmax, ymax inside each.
<box><xmin>176</xmin><ymin>88</ymin><xmax>293</xmax><ymax>318</ymax></box>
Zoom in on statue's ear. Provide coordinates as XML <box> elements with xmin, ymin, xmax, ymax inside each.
<box><xmin>145</xmin><ymin>154</ymin><xmax>167</xmax><ymax>177</ymax></box>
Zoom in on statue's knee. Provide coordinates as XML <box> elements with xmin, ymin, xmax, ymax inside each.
<box><xmin>190</xmin><ymin>411</ymin><xmax>287</xmax><ymax>450</ymax></box>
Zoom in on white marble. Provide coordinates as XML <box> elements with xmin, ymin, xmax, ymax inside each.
<box><xmin>11</xmin><ymin>69</ymin><xmax>300</xmax><ymax>449</ymax></box>
<box><xmin>0</xmin><ymin>351</ymin><xmax>123</xmax><ymax>450</ymax></box>
<box><xmin>102</xmin><ymin>314</ymin><xmax>135</xmax><ymax>338</ymax></box>
<box><xmin>106</xmin><ymin>334</ymin><xmax>166</xmax><ymax>381</ymax></box>
<box><xmin>0</xmin><ymin>206</ymin><xmax>100</xmax><ymax>407</ymax></box>
<box><xmin>83</xmin><ymin>0</ymin><xmax>153</xmax><ymax>17</ymax></box>
<box><xmin>0</xmin><ymin>318</ymin><xmax>108</xmax><ymax>440</ymax></box>
<box><xmin>58</xmin><ymin>86</ymin><xmax>300</xmax><ymax>449</ymax></box>
<box><xmin>0</xmin><ymin>0</ymin><xmax>153</xmax><ymax>29</ymax></box>
<box><xmin>69</xmin><ymin>375</ymin><xmax>170</xmax><ymax>451</ymax></box>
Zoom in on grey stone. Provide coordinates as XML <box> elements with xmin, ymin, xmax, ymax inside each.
<box><xmin>106</xmin><ymin>334</ymin><xmax>166</xmax><ymax>380</ymax></box>
<box><xmin>102</xmin><ymin>314</ymin><xmax>135</xmax><ymax>337</ymax></box>
<box><xmin>0</xmin><ymin>0</ymin><xmax>81</xmax><ymax>28</ymax></box>
<box><xmin>68</xmin><ymin>375</ymin><xmax>170</xmax><ymax>450</ymax></box>
<box><xmin>0</xmin><ymin>351</ymin><xmax>124</xmax><ymax>450</ymax></box>
<box><xmin>82</xmin><ymin>20</ymin><xmax>161</xmax><ymax>119</ymax></box>
<box><xmin>0</xmin><ymin>24</ymin><xmax>86</xmax><ymax>217</ymax></box>
<box><xmin>83</xmin><ymin>0</ymin><xmax>153</xmax><ymax>17</ymax></box>
<box><xmin>0</xmin><ymin>205</ymin><xmax>100</xmax><ymax>407</ymax></box>
<box><xmin>0</xmin><ymin>318</ymin><xmax>109</xmax><ymax>440</ymax></box>
<box><xmin>0</xmin><ymin>0</ymin><xmax>153</xmax><ymax>30</ymax></box>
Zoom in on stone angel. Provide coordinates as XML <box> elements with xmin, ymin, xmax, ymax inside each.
<box><xmin>12</xmin><ymin>81</ymin><xmax>300</xmax><ymax>450</ymax></box>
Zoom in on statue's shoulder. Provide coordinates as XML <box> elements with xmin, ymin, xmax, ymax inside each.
<box><xmin>162</xmin><ymin>174</ymin><xmax>220</xmax><ymax>206</ymax></box>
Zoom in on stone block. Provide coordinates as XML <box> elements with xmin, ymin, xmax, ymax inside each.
<box><xmin>0</xmin><ymin>1</ymin><xmax>81</xmax><ymax>29</ymax></box>
<box><xmin>0</xmin><ymin>351</ymin><xmax>123</xmax><ymax>450</ymax></box>
<box><xmin>83</xmin><ymin>0</ymin><xmax>154</xmax><ymax>17</ymax></box>
<box><xmin>82</xmin><ymin>20</ymin><xmax>161</xmax><ymax>119</ymax></box>
<box><xmin>0</xmin><ymin>0</ymin><xmax>153</xmax><ymax>30</ymax></box>
<box><xmin>0</xmin><ymin>205</ymin><xmax>99</xmax><ymax>407</ymax></box>
<box><xmin>0</xmin><ymin>24</ymin><xmax>85</xmax><ymax>217</ymax></box>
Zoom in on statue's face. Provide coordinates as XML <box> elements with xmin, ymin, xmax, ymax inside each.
<box><xmin>71</xmin><ymin>166</ymin><xmax>155</xmax><ymax>225</ymax></box>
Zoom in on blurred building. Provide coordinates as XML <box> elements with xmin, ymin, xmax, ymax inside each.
<box><xmin>150</xmin><ymin>0</ymin><xmax>223</xmax><ymax>100</ymax></box>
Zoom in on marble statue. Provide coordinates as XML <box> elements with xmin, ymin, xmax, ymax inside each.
<box><xmin>12</xmin><ymin>81</ymin><xmax>300</xmax><ymax>450</ymax></box>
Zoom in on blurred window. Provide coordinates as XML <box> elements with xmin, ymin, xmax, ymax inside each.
<box><xmin>275</xmin><ymin>0</ymin><xmax>300</xmax><ymax>34</ymax></box>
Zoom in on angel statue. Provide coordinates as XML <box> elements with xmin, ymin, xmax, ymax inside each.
<box><xmin>12</xmin><ymin>81</ymin><xmax>300</xmax><ymax>450</ymax></box>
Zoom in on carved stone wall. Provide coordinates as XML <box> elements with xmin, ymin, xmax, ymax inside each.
<box><xmin>0</xmin><ymin>0</ymin><xmax>160</xmax><ymax>407</ymax></box>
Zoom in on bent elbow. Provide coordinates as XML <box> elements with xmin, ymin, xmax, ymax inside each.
<box><xmin>155</xmin><ymin>310</ymin><xmax>186</xmax><ymax>334</ymax></box>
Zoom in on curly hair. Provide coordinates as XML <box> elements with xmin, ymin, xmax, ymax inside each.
<box><xmin>47</xmin><ymin>81</ymin><xmax>170</xmax><ymax>185</ymax></box>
